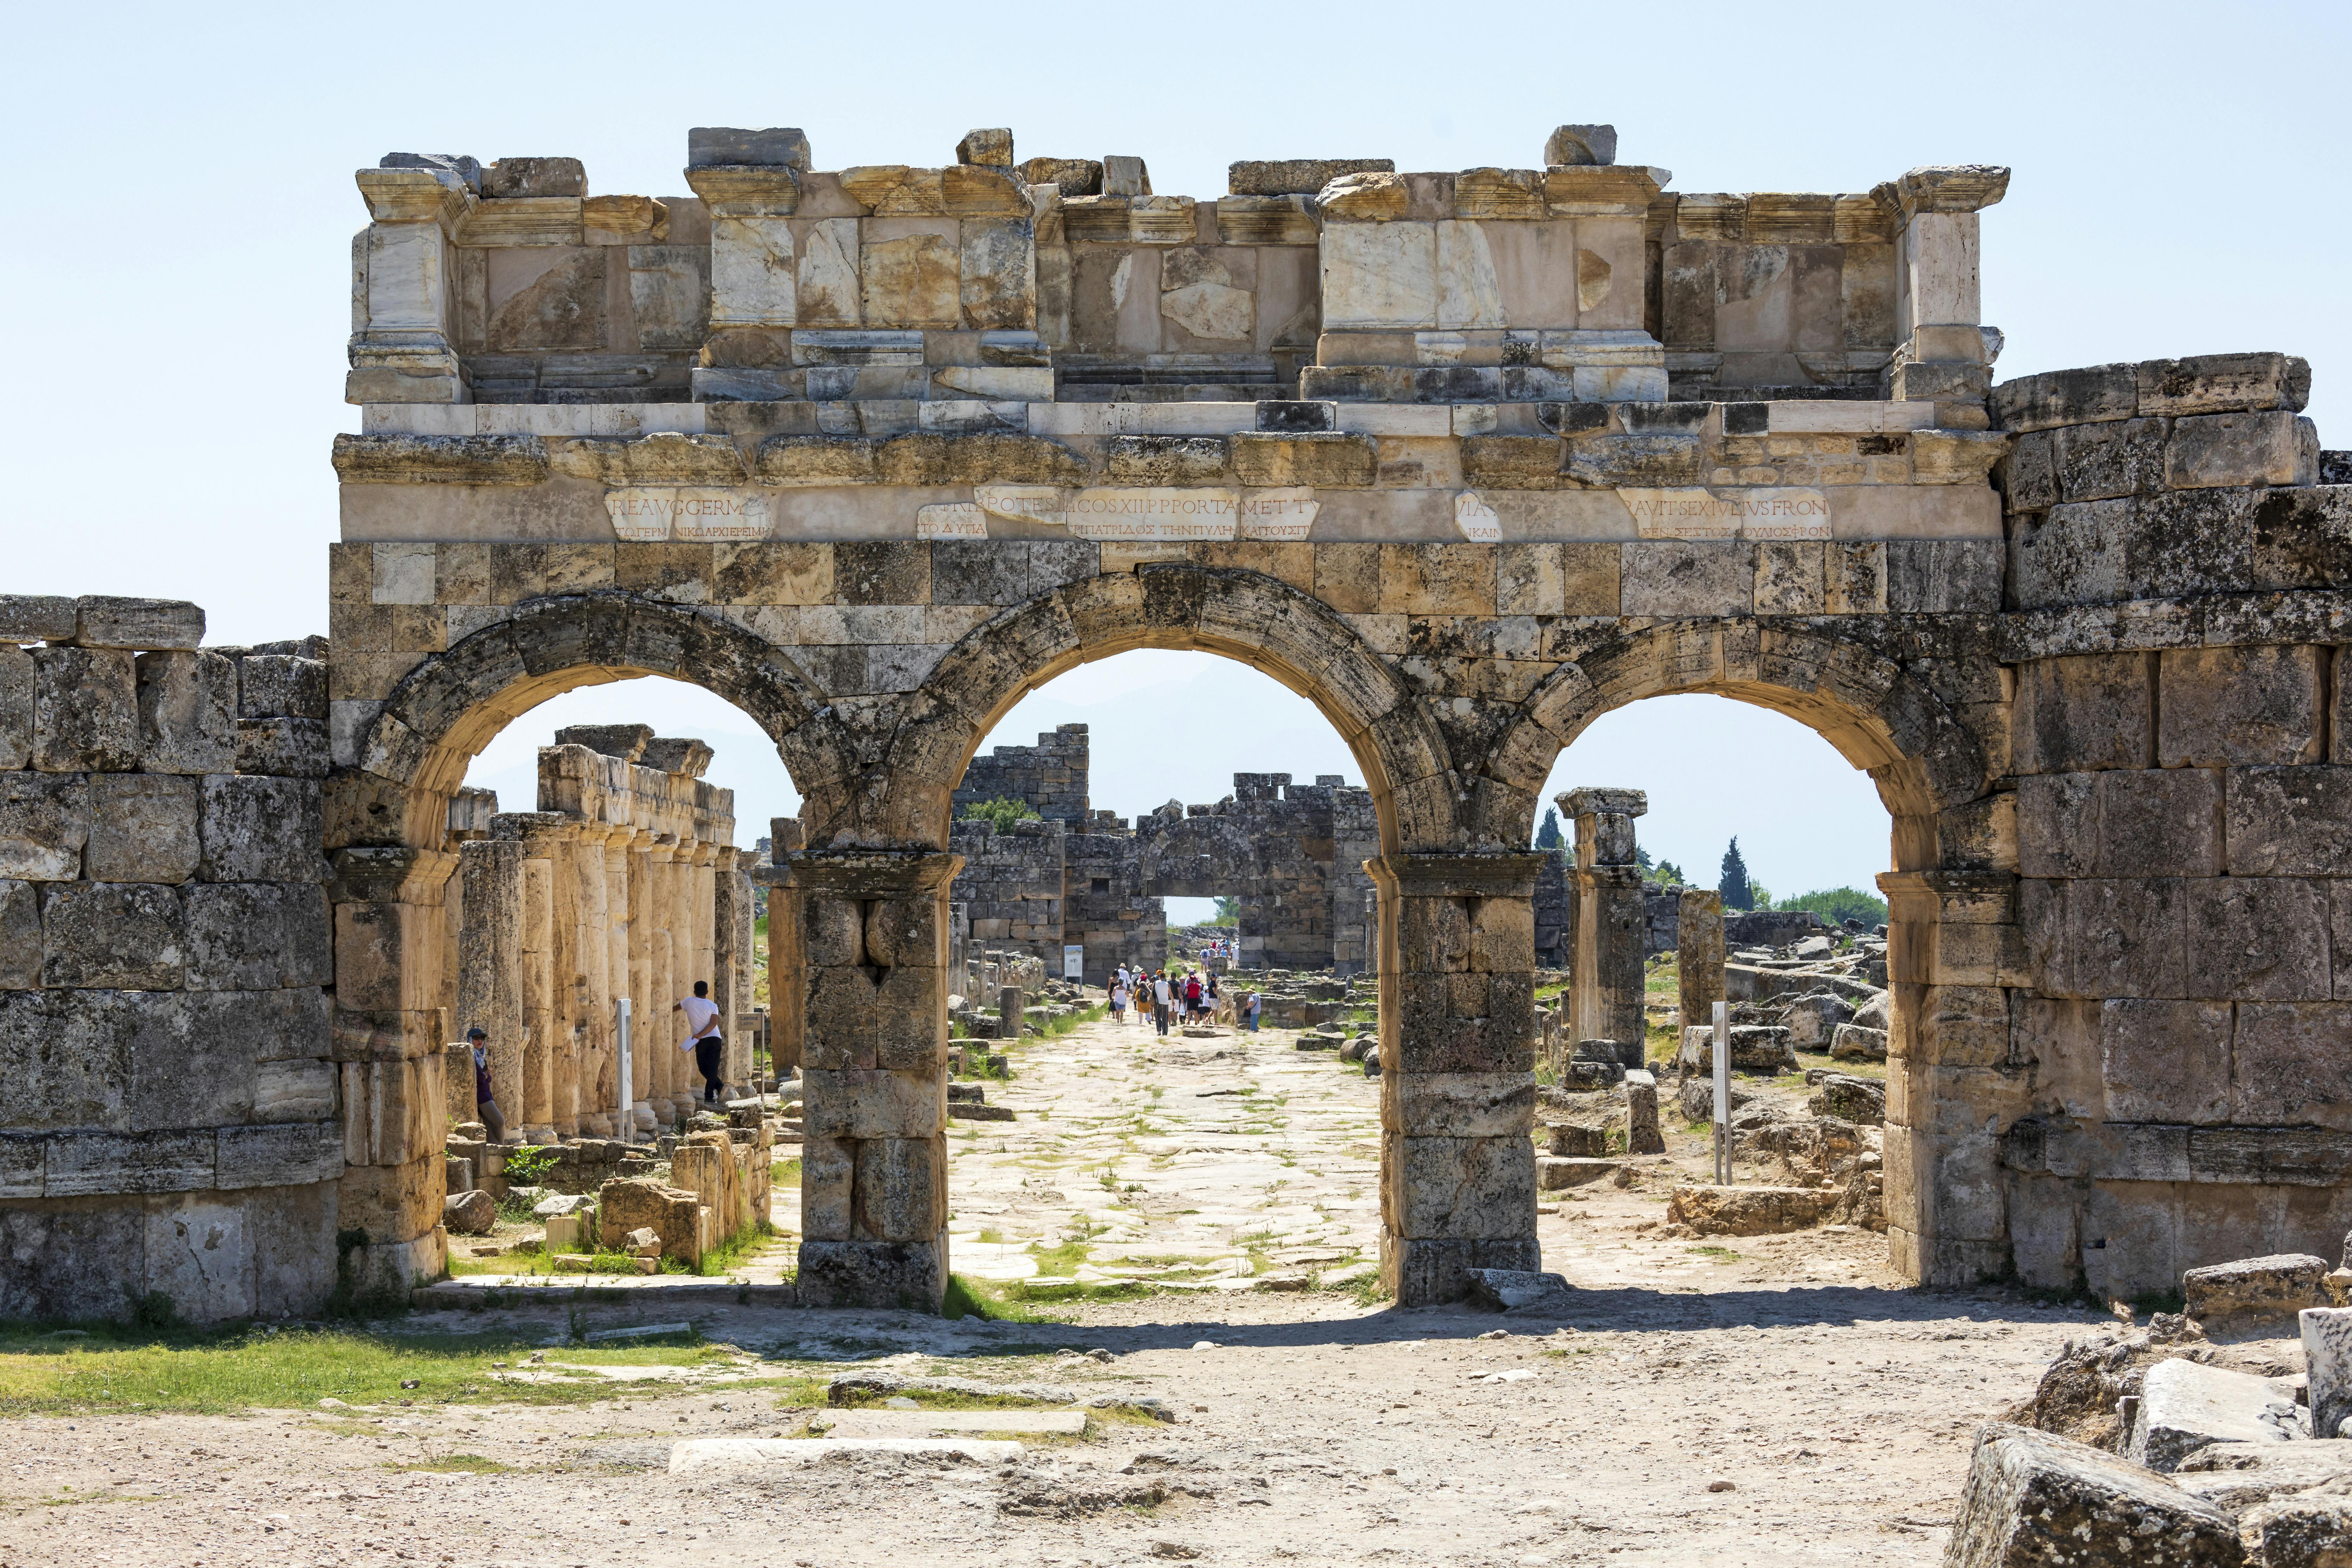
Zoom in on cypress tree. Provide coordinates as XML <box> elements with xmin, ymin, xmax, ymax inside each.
<box><xmin>1534</xmin><ymin>806</ymin><xmax>1563</xmax><ymax>851</ymax></box>
<box><xmin>1719</xmin><ymin>837</ymin><xmax>1753</xmax><ymax>910</ymax></box>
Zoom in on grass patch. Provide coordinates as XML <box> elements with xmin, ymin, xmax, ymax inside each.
<box><xmin>385</xmin><ymin>1453</ymin><xmax>514</xmax><ymax>1474</ymax></box>
<box><xmin>772</xmin><ymin>1156</ymin><xmax>802</xmax><ymax>1185</ymax></box>
<box><xmin>1684</xmin><ymin>1246</ymin><xmax>1743</xmax><ymax>1264</ymax></box>
<box><xmin>1027</xmin><ymin>1239</ymin><xmax>1092</xmax><ymax>1278</ymax></box>
<box><xmin>941</xmin><ymin>1275</ymin><xmax>1067</xmax><ymax>1323</ymax></box>
<box><xmin>0</xmin><ymin>1323</ymin><xmax>711</xmax><ymax>1416</ymax></box>
<box><xmin>693</xmin><ymin>1222</ymin><xmax>782</xmax><ymax>1278</ymax></box>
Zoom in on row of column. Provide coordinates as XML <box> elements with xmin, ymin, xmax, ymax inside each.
<box><xmin>450</xmin><ymin>817</ymin><xmax>748</xmax><ymax>1140</ymax></box>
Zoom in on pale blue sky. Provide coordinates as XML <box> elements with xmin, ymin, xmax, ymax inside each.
<box><xmin>9</xmin><ymin>1</ymin><xmax>2341</xmax><ymax>898</ymax></box>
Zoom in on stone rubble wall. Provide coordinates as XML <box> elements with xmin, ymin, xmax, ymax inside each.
<box><xmin>0</xmin><ymin>598</ymin><xmax>346</xmax><ymax>1321</ymax></box>
<box><xmin>951</xmin><ymin>722</ymin><xmax>1089</xmax><ymax>823</ymax></box>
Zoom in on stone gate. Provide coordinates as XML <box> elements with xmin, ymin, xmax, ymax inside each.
<box><xmin>3</xmin><ymin>120</ymin><xmax>2345</xmax><ymax>1319</ymax></box>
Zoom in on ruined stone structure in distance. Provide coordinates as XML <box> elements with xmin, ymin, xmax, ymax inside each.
<box><xmin>2</xmin><ymin>120</ymin><xmax>2346</xmax><ymax>1320</ymax></box>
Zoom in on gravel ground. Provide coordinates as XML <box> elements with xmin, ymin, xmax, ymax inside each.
<box><xmin>0</xmin><ymin>1012</ymin><xmax>2106</xmax><ymax>1567</ymax></box>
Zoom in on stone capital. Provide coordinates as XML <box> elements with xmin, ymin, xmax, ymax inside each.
<box><xmin>491</xmin><ymin>810</ymin><xmax>577</xmax><ymax>854</ymax></box>
<box><xmin>1543</xmin><ymin>164</ymin><xmax>1669</xmax><ymax>217</ymax></box>
<box><xmin>1877</xmin><ymin>165</ymin><xmax>2010</xmax><ymax>219</ymax></box>
<box><xmin>1365</xmin><ymin>852</ymin><xmax>1547</xmax><ymax>900</ymax></box>
<box><xmin>683</xmin><ymin>164</ymin><xmax>801</xmax><ymax>216</ymax></box>
<box><xmin>329</xmin><ymin>845</ymin><xmax>458</xmax><ymax>904</ymax></box>
<box><xmin>1557</xmin><ymin>787</ymin><xmax>1648</xmax><ymax>820</ymax></box>
<box><xmin>355</xmin><ymin>167</ymin><xmax>474</xmax><ymax>229</ymax></box>
<box><xmin>782</xmin><ymin>848</ymin><xmax>964</xmax><ymax>897</ymax></box>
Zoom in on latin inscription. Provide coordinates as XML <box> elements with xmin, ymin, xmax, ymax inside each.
<box><xmin>1618</xmin><ymin>487</ymin><xmax>1831</xmax><ymax>542</ymax></box>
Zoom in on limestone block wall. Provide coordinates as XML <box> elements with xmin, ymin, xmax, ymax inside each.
<box><xmin>1898</xmin><ymin>351</ymin><xmax>2351</xmax><ymax>1298</ymax></box>
<box><xmin>0</xmin><ymin>599</ymin><xmax>344</xmax><ymax>1322</ymax></box>
<box><xmin>949</xmin><ymin>816</ymin><xmax>1064</xmax><ymax>956</ymax></box>
<box><xmin>951</xmin><ymin>721</ymin><xmax>1089</xmax><ymax>822</ymax></box>
<box><xmin>1063</xmin><ymin>823</ymin><xmax>1164</xmax><ymax>985</ymax></box>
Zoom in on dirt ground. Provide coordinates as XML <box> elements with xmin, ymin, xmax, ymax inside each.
<box><xmin>0</xmin><ymin>1011</ymin><xmax>2107</xmax><ymax>1568</ymax></box>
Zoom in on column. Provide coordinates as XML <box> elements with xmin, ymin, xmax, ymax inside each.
<box><xmin>1367</xmin><ymin>852</ymin><xmax>1544</xmax><ymax>1307</ymax></box>
<box><xmin>605</xmin><ymin>827</ymin><xmax>643</xmax><ymax>1136</ymax></box>
<box><xmin>767</xmin><ymin>820</ymin><xmax>806</xmax><ymax>1078</ymax></box>
<box><xmin>496</xmin><ymin>809</ymin><xmax>564</xmax><ymax>1142</ymax></box>
<box><xmin>626</xmin><ymin>829</ymin><xmax>656</xmax><ymax>1132</ymax></box>
<box><xmin>691</xmin><ymin>842</ymin><xmax>720</xmax><ymax>1093</ymax></box>
<box><xmin>329</xmin><ymin>845</ymin><xmax>458</xmax><ymax>1292</ymax></box>
<box><xmin>348</xmin><ymin>166</ymin><xmax>471</xmax><ymax>403</ymax></box>
<box><xmin>455</xmin><ymin>837</ymin><xmax>524</xmax><ymax>1134</ymax></box>
<box><xmin>571</xmin><ymin>822</ymin><xmax>615</xmax><ymax>1136</ymax></box>
<box><xmin>790</xmin><ymin>849</ymin><xmax>960</xmax><ymax>1311</ymax></box>
<box><xmin>1561</xmin><ymin>788</ymin><xmax>1648</xmax><ymax>1066</ymax></box>
<box><xmin>640</xmin><ymin>835</ymin><xmax>672</xmax><ymax>1124</ymax></box>
<box><xmin>711</xmin><ymin>847</ymin><xmax>746</xmax><ymax>1092</ymax></box>
<box><xmin>1677</xmin><ymin>888</ymin><xmax>1725</xmax><ymax>1047</ymax></box>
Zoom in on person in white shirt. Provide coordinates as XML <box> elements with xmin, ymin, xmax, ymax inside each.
<box><xmin>1151</xmin><ymin>972</ymin><xmax>1174</xmax><ymax>1036</ymax></box>
<box><xmin>672</xmin><ymin>981</ymin><xmax>725</xmax><ymax>1104</ymax></box>
<box><xmin>1109</xmin><ymin>978</ymin><xmax>1128</xmax><ymax>1023</ymax></box>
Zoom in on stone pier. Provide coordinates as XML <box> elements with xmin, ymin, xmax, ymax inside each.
<box><xmin>1562</xmin><ymin>789</ymin><xmax>1650</xmax><ymax>1065</ymax></box>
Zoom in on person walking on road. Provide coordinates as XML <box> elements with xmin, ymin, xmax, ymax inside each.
<box><xmin>672</xmin><ymin>981</ymin><xmax>727</xmax><ymax>1105</ymax></box>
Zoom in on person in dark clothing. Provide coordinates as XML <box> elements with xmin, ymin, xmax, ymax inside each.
<box><xmin>467</xmin><ymin>1025</ymin><xmax>506</xmax><ymax>1142</ymax></box>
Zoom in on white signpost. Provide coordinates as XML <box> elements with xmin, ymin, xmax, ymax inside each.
<box><xmin>1063</xmin><ymin>944</ymin><xmax>1084</xmax><ymax>981</ymax></box>
<box><xmin>616</xmin><ymin>997</ymin><xmax>634</xmax><ymax>1142</ymax></box>
<box><xmin>1712</xmin><ymin>999</ymin><xmax>1732</xmax><ymax>1185</ymax></box>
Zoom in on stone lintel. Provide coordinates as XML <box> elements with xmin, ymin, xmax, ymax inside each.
<box><xmin>355</xmin><ymin>167</ymin><xmax>474</xmax><ymax>228</ymax></box>
<box><xmin>784</xmin><ymin>848</ymin><xmax>965</xmax><ymax>897</ymax></box>
<box><xmin>1366</xmin><ymin>851</ymin><xmax>1546</xmax><ymax>901</ymax></box>
<box><xmin>683</xmin><ymin>164</ymin><xmax>801</xmax><ymax>216</ymax></box>
<box><xmin>329</xmin><ymin>845</ymin><xmax>459</xmax><ymax>904</ymax></box>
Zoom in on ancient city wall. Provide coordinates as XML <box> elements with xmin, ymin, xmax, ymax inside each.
<box><xmin>0</xmin><ymin>603</ymin><xmax>347</xmax><ymax>1319</ymax></box>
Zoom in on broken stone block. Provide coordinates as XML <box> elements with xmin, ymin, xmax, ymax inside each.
<box><xmin>134</xmin><ymin>650</ymin><xmax>238</xmax><ymax>775</ymax></box>
<box><xmin>0</xmin><ymin>648</ymin><xmax>29</xmax><ymax>771</ymax></box>
<box><xmin>71</xmin><ymin>596</ymin><xmax>203</xmax><ymax>651</ymax></box>
<box><xmin>2173</xmin><ymin>1441</ymin><xmax>2352</xmax><ymax>1517</ymax></box>
<box><xmin>1948</xmin><ymin>1423</ymin><xmax>2243</xmax><ymax>1567</ymax></box>
<box><xmin>2246</xmin><ymin>1495</ymin><xmax>2352</xmax><ymax>1568</ymax></box>
<box><xmin>83</xmin><ymin>774</ymin><xmax>199</xmax><ymax>884</ymax></box>
<box><xmin>1544</xmin><ymin>125</ymin><xmax>1617</xmax><ymax>167</ymax></box>
<box><xmin>1624</xmin><ymin>1069</ymin><xmax>1665</xmax><ymax>1155</ymax></box>
<box><xmin>689</xmin><ymin>127</ymin><xmax>810</xmax><ymax>170</ymax></box>
<box><xmin>2305</xmin><ymin>1307</ymin><xmax>2352</xmax><ymax>1442</ymax></box>
<box><xmin>1665</xmin><ymin>1185</ymin><xmax>1839</xmax><ymax>1236</ymax></box>
<box><xmin>1831</xmin><ymin>1023</ymin><xmax>1889</xmax><ymax>1061</ymax></box>
<box><xmin>40</xmin><ymin>881</ymin><xmax>184</xmax><ymax>988</ymax></box>
<box><xmin>443</xmin><ymin>1189</ymin><xmax>497</xmax><ymax>1235</ymax></box>
<box><xmin>1463</xmin><ymin>1267</ymin><xmax>1575</xmax><ymax>1313</ymax></box>
<box><xmin>480</xmin><ymin>157</ymin><xmax>585</xmax><ymax>198</ymax></box>
<box><xmin>0</xmin><ymin>880</ymin><xmax>36</xmax><ymax>987</ymax></box>
<box><xmin>2183</xmin><ymin>1254</ymin><xmax>2331</xmax><ymax>1324</ymax></box>
<box><xmin>1537</xmin><ymin>1156</ymin><xmax>1619</xmax><ymax>1189</ymax></box>
<box><xmin>1101</xmin><ymin>156</ymin><xmax>1150</xmax><ymax>197</ymax></box>
<box><xmin>1228</xmin><ymin>158</ymin><xmax>1394</xmax><ymax>196</ymax></box>
<box><xmin>1545</xmin><ymin>1121</ymin><xmax>1605</xmax><ymax>1157</ymax></box>
<box><xmin>34</xmin><ymin>647</ymin><xmax>138</xmax><ymax>772</ymax></box>
<box><xmin>1807</xmin><ymin>1074</ymin><xmax>1886</xmax><ymax>1124</ymax></box>
<box><xmin>2126</xmin><ymin>1358</ymin><xmax>2304</xmax><ymax>1472</ymax></box>
<box><xmin>598</xmin><ymin>1176</ymin><xmax>703</xmax><ymax>1262</ymax></box>
<box><xmin>955</xmin><ymin>128</ymin><xmax>1012</xmax><ymax>167</ymax></box>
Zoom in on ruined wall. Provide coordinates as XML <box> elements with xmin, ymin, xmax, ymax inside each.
<box><xmin>949</xmin><ymin>816</ymin><xmax>1064</xmax><ymax>957</ymax></box>
<box><xmin>1909</xmin><ymin>352</ymin><xmax>2350</xmax><ymax>1299</ymax></box>
<box><xmin>950</xmin><ymin>722</ymin><xmax>1089</xmax><ymax>823</ymax></box>
<box><xmin>0</xmin><ymin>600</ymin><xmax>344</xmax><ymax>1321</ymax></box>
<box><xmin>1063</xmin><ymin>822</ymin><xmax>1164</xmax><ymax>985</ymax></box>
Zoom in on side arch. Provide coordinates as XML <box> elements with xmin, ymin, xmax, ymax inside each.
<box><xmin>353</xmin><ymin>591</ymin><xmax>842</xmax><ymax>848</ymax></box>
<box><xmin>1475</xmin><ymin>619</ymin><xmax>1997</xmax><ymax>862</ymax></box>
<box><xmin>885</xmin><ymin>563</ymin><xmax>1464</xmax><ymax>854</ymax></box>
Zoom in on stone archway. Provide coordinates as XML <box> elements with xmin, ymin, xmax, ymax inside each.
<box><xmin>1474</xmin><ymin>618</ymin><xmax>2009</xmax><ymax>1284</ymax></box>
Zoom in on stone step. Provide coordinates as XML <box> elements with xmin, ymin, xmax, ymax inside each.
<box><xmin>669</xmin><ymin>1437</ymin><xmax>1024</xmax><ymax>1475</ymax></box>
<box><xmin>1537</xmin><ymin>1157</ymin><xmax>1621</xmax><ymax>1190</ymax></box>
<box><xmin>814</xmin><ymin>1409</ymin><xmax>1087</xmax><ymax>1437</ymax></box>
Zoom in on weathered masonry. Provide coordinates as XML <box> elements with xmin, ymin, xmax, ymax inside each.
<box><xmin>947</xmin><ymin>722</ymin><xmax>1379</xmax><ymax>980</ymax></box>
<box><xmin>4</xmin><ymin>120</ymin><xmax>2348</xmax><ymax>1322</ymax></box>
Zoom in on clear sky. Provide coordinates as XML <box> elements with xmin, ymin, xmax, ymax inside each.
<box><xmin>8</xmin><ymin>2</ymin><xmax>2341</xmax><ymax>895</ymax></box>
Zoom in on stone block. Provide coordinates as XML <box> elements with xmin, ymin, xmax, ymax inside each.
<box><xmin>341</xmin><ymin>1053</ymin><xmax>443</xmax><ymax>1167</ymax></box>
<box><xmin>1564</xmin><ymin>435</ymin><xmax>1703</xmax><ymax>488</ymax></box>
<box><xmin>481</xmin><ymin>157</ymin><xmax>585</xmax><ymax>198</ymax></box>
<box><xmin>444</xmin><ymin>1189</ymin><xmax>497</xmax><ymax>1235</ymax></box>
<box><xmin>2232</xmin><ymin>1003</ymin><xmax>2352</xmax><ymax>1129</ymax></box>
<box><xmin>33</xmin><ymin>647</ymin><xmax>138</xmax><ymax>772</ymax></box>
<box><xmin>2052</xmin><ymin>417</ymin><xmax>2167</xmax><ymax>501</ymax></box>
<box><xmin>2157</xmin><ymin>647</ymin><xmax>2327</xmax><ymax>766</ymax></box>
<box><xmin>0</xmin><ymin>595</ymin><xmax>79</xmax><ymax>645</ymax></box>
<box><xmin>45</xmin><ymin>1128</ymin><xmax>215</xmax><ymax>1196</ymax></box>
<box><xmin>235</xmin><ymin>717</ymin><xmax>332</xmax><ymax>778</ymax></box>
<box><xmin>2126</xmin><ymin>1357</ymin><xmax>2304</xmax><ymax>1472</ymax></box>
<box><xmin>795</xmin><ymin>1237</ymin><xmax>946</xmax><ymax>1310</ymax></box>
<box><xmin>141</xmin><ymin>1198</ymin><xmax>255</xmax><ymax>1322</ymax></box>
<box><xmin>1230</xmin><ymin>433</ymin><xmax>1377</xmax><ymax>487</ymax></box>
<box><xmin>2137</xmin><ymin>352</ymin><xmax>2310</xmax><ymax>418</ymax></box>
<box><xmin>1947</xmin><ymin>1423</ymin><xmax>2241</xmax><ymax>1566</ymax></box>
<box><xmin>853</xmin><ymin>1136</ymin><xmax>945</xmax><ymax>1243</ymax></box>
<box><xmin>2247</xmin><ymin>1494</ymin><xmax>2352</xmax><ymax>1568</ymax></box>
<box><xmin>0</xmin><ymin>771</ymin><xmax>88</xmax><ymax>884</ymax></box>
<box><xmin>802</xmin><ymin>1067</ymin><xmax>946</xmax><ymax>1139</ymax></box>
<box><xmin>1230</xmin><ymin>158</ymin><xmax>1393</xmax><ymax>195</ymax></box>
<box><xmin>1381</xmin><ymin>1132</ymin><xmax>1535</xmax><ymax>1240</ymax></box>
<box><xmin>2306</xmin><ymin>1306</ymin><xmax>2352</xmax><ymax>1442</ymax></box>
<box><xmin>2184</xmin><ymin>877</ymin><xmax>2332</xmax><ymax>1000</ymax></box>
<box><xmin>72</xmin><ymin>596</ymin><xmax>203</xmax><ymax>651</ymax></box>
<box><xmin>339</xmin><ymin>1152</ymin><xmax>447</xmax><ymax>1240</ymax></box>
<box><xmin>599</xmin><ymin>1176</ymin><xmax>704</xmax><ymax>1262</ymax></box>
<box><xmin>40</xmin><ymin>881</ymin><xmax>183</xmax><ymax>988</ymax></box>
<box><xmin>133</xmin><ymin>651</ymin><xmax>238</xmax><ymax>776</ymax></box>
<box><xmin>2165</xmin><ymin>411</ymin><xmax>2315</xmax><ymax>490</ymax></box>
<box><xmin>1381</xmin><ymin>1234</ymin><xmax>1542</xmax><ymax>1307</ymax></box>
<box><xmin>200</xmin><ymin>775</ymin><xmax>328</xmax><ymax>883</ymax></box>
<box><xmin>1619</xmin><ymin>542</ymin><xmax>1751</xmax><ymax>616</ymax></box>
<box><xmin>0</xmin><ymin>647</ymin><xmax>30</xmax><ymax>771</ymax></box>
<box><xmin>2101</xmin><ymin>999</ymin><xmax>2232</xmax><ymax>1123</ymax></box>
<box><xmin>83</xmin><ymin>773</ymin><xmax>199</xmax><ymax>884</ymax></box>
<box><xmin>1624</xmin><ymin>1069</ymin><xmax>1664</xmax><ymax>1154</ymax></box>
<box><xmin>2180</xmin><ymin>1253</ymin><xmax>2329</xmax><ymax>1323</ymax></box>
<box><xmin>0</xmin><ymin>988</ymin><xmax>148</xmax><ymax>1130</ymax></box>
<box><xmin>2225</xmin><ymin>766</ymin><xmax>2352</xmax><ymax>876</ymax></box>
<box><xmin>690</xmin><ymin>127</ymin><xmax>810</xmax><ymax>169</ymax></box>
<box><xmin>2010</xmin><ymin>654</ymin><xmax>2151</xmax><ymax>774</ymax></box>
<box><xmin>253</xmin><ymin>1058</ymin><xmax>338</xmax><ymax>1122</ymax></box>
<box><xmin>217</xmin><ymin>1122</ymin><xmax>343</xmax><ymax>1193</ymax></box>
<box><xmin>184</xmin><ymin>883</ymin><xmax>332</xmax><ymax>990</ymax></box>
<box><xmin>801</xmin><ymin>1134</ymin><xmax>853</xmax><ymax>1241</ymax></box>
<box><xmin>1378</xmin><ymin>1071</ymin><xmax>1535</xmax><ymax>1137</ymax></box>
